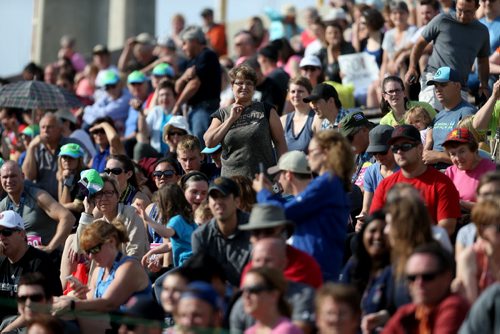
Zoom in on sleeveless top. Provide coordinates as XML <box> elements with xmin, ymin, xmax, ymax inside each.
<box><xmin>473</xmin><ymin>243</ymin><xmax>497</xmax><ymax>293</ymax></box>
<box><xmin>94</xmin><ymin>252</ymin><xmax>152</xmax><ymax>311</ymax></box>
<box><xmin>0</xmin><ymin>183</ymin><xmax>56</xmax><ymax>245</ymax></box>
<box><xmin>284</xmin><ymin>110</ymin><xmax>315</xmax><ymax>152</ymax></box>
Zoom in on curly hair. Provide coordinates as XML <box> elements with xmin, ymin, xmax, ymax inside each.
<box><xmin>313</xmin><ymin>130</ymin><xmax>355</xmax><ymax>191</ymax></box>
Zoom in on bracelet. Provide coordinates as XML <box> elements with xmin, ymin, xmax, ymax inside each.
<box><xmin>70</xmin><ymin>300</ymin><xmax>76</xmax><ymax>311</ymax></box>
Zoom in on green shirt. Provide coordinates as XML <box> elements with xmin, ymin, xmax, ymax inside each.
<box><xmin>379</xmin><ymin>100</ymin><xmax>437</xmax><ymax>126</ymax></box>
<box><xmin>487</xmin><ymin>101</ymin><xmax>500</xmax><ymax>135</ymax></box>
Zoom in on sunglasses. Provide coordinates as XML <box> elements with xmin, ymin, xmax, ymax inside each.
<box><xmin>85</xmin><ymin>243</ymin><xmax>104</xmax><ymax>256</ymax></box>
<box><xmin>17</xmin><ymin>293</ymin><xmax>45</xmax><ymax>303</ymax></box>
<box><xmin>153</xmin><ymin>170</ymin><xmax>175</xmax><ymax>179</ymax></box>
<box><xmin>104</xmin><ymin>167</ymin><xmax>124</xmax><ymax>175</ymax></box>
<box><xmin>168</xmin><ymin>130</ymin><xmax>187</xmax><ymax>137</ymax></box>
<box><xmin>251</xmin><ymin>227</ymin><xmax>278</xmax><ymax>237</ymax></box>
<box><xmin>90</xmin><ymin>129</ymin><xmax>105</xmax><ymax>136</ymax></box>
<box><xmin>406</xmin><ymin>270</ymin><xmax>442</xmax><ymax>283</ymax></box>
<box><xmin>241</xmin><ymin>284</ymin><xmax>273</xmax><ymax>295</ymax></box>
<box><xmin>391</xmin><ymin>142</ymin><xmax>418</xmax><ymax>153</ymax></box>
<box><xmin>0</xmin><ymin>229</ymin><xmax>20</xmax><ymax>237</ymax></box>
<box><xmin>104</xmin><ymin>84</ymin><xmax>117</xmax><ymax>90</ymax></box>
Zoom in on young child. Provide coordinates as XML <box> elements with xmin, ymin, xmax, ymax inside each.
<box><xmin>405</xmin><ymin>106</ymin><xmax>433</xmax><ymax>148</ymax></box>
<box><xmin>194</xmin><ymin>201</ymin><xmax>213</xmax><ymax>225</ymax></box>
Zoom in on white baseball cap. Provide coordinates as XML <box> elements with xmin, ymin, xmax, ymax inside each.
<box><xmin>0</xmin><ymin>210</ymin><xmax>25</xmax><ymax>230</ymax></box>
<box><xmin>267</xmin><ymin>151</ymin><xmax>311</xmax><ymax>175</ymax></box>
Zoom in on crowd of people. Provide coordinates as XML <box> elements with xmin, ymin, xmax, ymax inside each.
<box><xmin>0</xmin><ymin>0</ymin><xmax>499</xmax><ymax>333</ymax></box>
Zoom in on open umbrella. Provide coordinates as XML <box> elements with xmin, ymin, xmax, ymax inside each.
<box><xmin>0</xmin><ymin>80</ymin><xmax>82</xmax><ymax>110</ymax></box>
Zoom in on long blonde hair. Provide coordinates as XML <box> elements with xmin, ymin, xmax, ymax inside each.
<box><xmin>313</xmin><ymin>130</ymin><xmax>355</xmax><ymax>191</ymax></box>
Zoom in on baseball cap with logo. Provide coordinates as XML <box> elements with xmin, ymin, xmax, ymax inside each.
<box><xmin>338</xmin><ymin>111</ymin><xmax>370</xmax><ymax>137</ymax></box>
<box><xmin>426</xmin><ymin>66</ymin><xmax>460</xmax><ymax>86</ymax></box>
<box><xmin>267</xmin><ymin>151</ymin><xmax>311</xmax><ymax>175</ymax></box>
<box><xmin>442</xmin><ymin>128</ymin><xmax>476</xmax><ymax>147</ymax></box>
<box><xmin>127</xmin><ymin>71</ymin><xmax>147</xmax><ymax>84</ymax></box>
<box><xmin>58</xmin><ymin>143</ymin><xmax>84</xmax><ymax>159</ymax></box>
<box><xmin>0</xmin><ymin>210</ymin><xmax>25</xmax><ymax>230</ymax></box>
<box><xmin>387</xmin><ymin>124</ymin><xmax>421</xmax><ymax>145</ymax></box>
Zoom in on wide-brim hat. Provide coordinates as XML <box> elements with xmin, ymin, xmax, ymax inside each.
<box><xmin>239</xmin><ymin>204</ymin><xmax>294</xmax><ymax>230</ymax></box>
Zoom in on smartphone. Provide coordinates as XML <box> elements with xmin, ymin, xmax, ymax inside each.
<box><xmin>66</xmin><ymin>275</ymin><xmax>84</xmax><ymax>289</ymax></box>
<box><xmin>259</xmin><ymin>162</ymin><xmax>265</xmax><ymax>175</ymax></box>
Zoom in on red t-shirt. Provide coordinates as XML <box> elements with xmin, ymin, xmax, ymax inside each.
<box><xmin>240</xmin><ymin>244</ymin><xmax>323</xmax><ymax>289</ymax></box>
<box><xmin>370</xmin><ymin>167</ymin><xmax>461</xmax><ymax>223</ymax></box>
<box><xmin>382</xmin><ymin>294</ymin><xmax>469</xmax><ymax>334</ymax></box>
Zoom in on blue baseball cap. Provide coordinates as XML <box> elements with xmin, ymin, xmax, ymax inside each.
<box><xmin>180</xmin><ymin>281</ymin><xmax>222</xmax><ymax>310</ymax></box>
<box><xmin>201</xmin><ymin>144</ymin><xmax>221</xmax><ymax>154</ymax></box>
<box><xmin>152</xmin><ymin>63</ymin><xmax>175</xmax><ymax>78</ymax></box>
<box><xmin>127</xmin><ymin>70</ymin><xmax>148</xmax><ymax>84</ymax></box>
<box><xmin>426</xmin><ymin>67</ymin><xmax>460</xmax><ymax>86</ymax></box>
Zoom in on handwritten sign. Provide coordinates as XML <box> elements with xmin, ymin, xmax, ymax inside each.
<box><xmin>27</xmin><ymin>235</ymin><xmax>42</xmax><ymax>247</ymax></box>
<box><xmin>338</xmin><ymin>53</ymin><xmax>379</xmax><ymax>93</ymax></box>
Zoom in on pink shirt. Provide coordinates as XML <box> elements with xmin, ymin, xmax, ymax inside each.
<box><xmin>245</xmin><ymin>317</ymin><xmax>303</xmax><ymax>334</ymax></box>
<box><xmin>445</xmin><ymin>158</ymin><xmax>496</xmax><ymax>202</ymax></box>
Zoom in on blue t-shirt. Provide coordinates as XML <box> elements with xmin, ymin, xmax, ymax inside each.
<box><xmin>432</xmin><ymin>100</ymin><xmax>476</xmax><ymax>151</ymax></box>
<box><xmin>167</xmin><ymin>215</ymin><xmax>197</xmax><ymax>267</ymax></box>
<box><xmin>363</xmin><ymin>162</ymin><xmax>400</xmax><ymax>193</ymax></box>
<box><xmin>480</xmin><ymin>16</ymin><xmax>500</xmax><ymax>54</ymax></box>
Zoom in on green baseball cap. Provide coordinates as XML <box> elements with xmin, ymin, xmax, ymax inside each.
<box><xmin>22</xmin><ymin>125</ymin><xmax>40</xmax><ymax>138</ymax></box>
<box><xmin>58</xmin><ymin>143</ymin><xmax>84</xmax><ymax>158</ymax></box>
<box><xmin>79</xmin><ymin>169</ymin><xmax>104</xmax><ymax>196</ymax></box>
<box><xmin>127</xmin><ymin>70</ymin><xmax>147</xmax><ymax>84</ymax></box>
<box><xmin>101</xmin><ymin>70</ymin><xmax>120</xmax><ymax>86</ymax></box>
<box><xmin>338</xmin><ymin>111</ymin><xmax>370</xmax><ymax>138</ymax></box>
<box><xmin>152</xmin><ymin>63</ymin><xmax>175</xmax><ymax>77</ymax></box>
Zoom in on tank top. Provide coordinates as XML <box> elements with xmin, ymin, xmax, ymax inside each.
<box><xmin>284</xmin><ymin>110</ymin><xmax>315</xmax><ymax>152</ymax></box>
<box><xmin>94</xmin><ymin>252</ymin><xmax>152</xmax><ymax>310</ymax></box>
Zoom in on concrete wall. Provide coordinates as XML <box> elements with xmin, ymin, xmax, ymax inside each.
<box><xmin>32</xmin><ymin>0</ymin><xmax>155</xmax><ymax>66</ymax></box>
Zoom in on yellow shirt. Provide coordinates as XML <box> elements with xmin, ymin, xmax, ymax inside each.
<box><xmin>379</xmin><ymin>101</ymin><xmax>437</xmax><ymax>127</ymax></box>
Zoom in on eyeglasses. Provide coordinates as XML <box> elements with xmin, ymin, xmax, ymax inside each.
<box><xmin>85</xmin><ymin>243</ymin><xmax>104</xmax><ymax>256</ymax></box>
<box><xmin>0</xmin><ymin>229</ymin><xmax>20</xmax><ymax>237</ymax></box>
<box><xmin>406</xmin><ymin>270</ymin><xmax>443</xmax><ymax>283</ymax></box>
<box><xmin>94</xmin><ymin>190</ymin><xmax>116</xmax><ymax>199</ymax></box>
<box><xmin>104</xmin><ymin>167</ymin><xmax>124</xmax><ymax>175</ymax></box>
<box><xmin>153</xmin><ymin>170</ymin><xmax>175</xmax><ymax>179</ymax></box>
<box><xmin>90</xmin><ymin>129</ymin><xmax>105</xmax><ymax>136</ymax></box>
<box><xmin>17</xmin><ymin>293</ymin><xmax>45</xmax><ymax>303</ymax></box>
<box><xmin>241</xmin><ymin>284</ymin><xmax>273</xmax><ymax>295</ymax></box>
<box><xmin>168</xmin><ymin>130</ymin><xmax>187</xmax><ymax>137</ymax></box>
<box><xmin>391</xmin><ymin>142</ymin><xmax>418</xmax><ymax>153</ymax></box>
<box><xmin>104</xmin><ymin>84</ymin><xmax>117</xmax><ymax>90</ymax></box>
<box><xmin>383</xmin><ymin>88</ymin><xmax>403</xmax><ymax>96</ymax></box>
